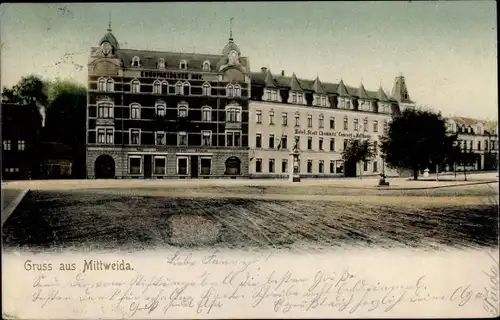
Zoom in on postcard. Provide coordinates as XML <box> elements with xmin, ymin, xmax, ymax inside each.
<box><xmin>1</xmin><ymin>2</ymin><xmax>499</xmax><ymax>319</ymax></box>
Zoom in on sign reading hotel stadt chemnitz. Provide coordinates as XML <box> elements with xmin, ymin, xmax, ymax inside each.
<box><xmin>294</xmin><ymin>129</ymin><xmax>371</xmax><ymax>139</ymax></box>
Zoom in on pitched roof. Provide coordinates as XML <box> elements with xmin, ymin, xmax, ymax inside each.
<box><xmin>312</xmin><ymin>76</ymin><xmax>326</xmax><ymax>94</ymax></box>
<box><xmin>99</xmin><ymin>31</ymin><xmax>120</xmax><ymax>50</ymax></box>
<box><xmin>289</xmin><ymin>73</ymin><xmax>302</xmax><ymax>91</ymax></box>
<box><xmin>357</xmin><ymin>83</ymin><xmax>370</xmax><ymax>99</ymax></box>
<box><xmin>105</xmin><ymin>48</ymin><xmax>249</xmax><ymax>72</ymax></box>
<box><xmin>377</xmin><ymin>86</ymin><xmax>389</xmax><ymax>101</ymax></box>
<box><xmin>336</xmin><ymin>79</ymin><xmax>349</xmax><ymax>97</ymax></box>
<box><xmin>264</xmin><ymin>69</ymin><xmax>276</xmax><ymax>88</ymax></box>
<box><xmin>452</xmin><ymin>116</ymin><xmax>481</xmax><ymax>127</ymax></box>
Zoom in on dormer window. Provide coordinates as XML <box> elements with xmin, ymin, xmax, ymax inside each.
<box><xmin>157</xmin><ymin>58</ymin><xmax>165</xmax><ymax>69</ymax></box>
<box><xmin>290</xmin><ymin>92</ymin><xmax>304</xmax><ymax>104</ymax></box>
<box><xmin>179</xmin><ymin>60</ymin><xmax>187</xmax><ymax>70</ymax></box>
<box><xmin>202</xmin><ymin>82</ymin><xmax>211</xmax><ymax>96</ymax></box>
<box><xmin>314</xmin><ymin>94</ymin><xmax>327</xmax><ymax>107</ymax></box>
<box><xmin>131</xmin><ymin>56</ymin><xmax>141</xmax><ymax>67</ymax></box>
<box><xmin>202</xmin><ymin>61</ymin><xmax>211</xmax><ymax>71</ymax></box>
<box><xmin>264</xmin><ymin>88</ymin><xmax>279</xmax><ymax>101</ymax></box>
<box><xmin>403</xmin><ymin>91</ymin><xmax>408</xmax><ymax>100</ymax></box>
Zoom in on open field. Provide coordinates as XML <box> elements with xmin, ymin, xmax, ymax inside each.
<box><xmin>2</xmin><ymin>185</ymin><xmax>498</xmax><ymax>253</ymax></box>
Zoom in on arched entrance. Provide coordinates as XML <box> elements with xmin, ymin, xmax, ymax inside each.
<box><xmin>94</xmin><ymin>155</ymin><xmax>115</xmax><ymax>179</ymax></box>
<box><xmin>225</xmin><ymin>156</ymin><xmax>241</xmax><ymax>175</ymax></box>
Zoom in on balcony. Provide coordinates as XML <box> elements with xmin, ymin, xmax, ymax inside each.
<box><xmin>96</xmin><ymin>118</ymin><xmax>114</xmax><ymax>126</ymax></box>
<box><xmin>225</xmin><ymin>121</ymin><xmax>242</xmax><ymax>130</ymax></box>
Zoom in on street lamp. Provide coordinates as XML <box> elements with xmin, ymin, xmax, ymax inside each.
<box><xmin>290</xmin><ymin>136</ymin><xmax>301</xmax><ymax>182</ymax></box>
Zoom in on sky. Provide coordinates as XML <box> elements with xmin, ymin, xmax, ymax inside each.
<box><xmin>1</xmin><ymin>2</ymin><xmax>497</xmax><ymax>120</ymax></box>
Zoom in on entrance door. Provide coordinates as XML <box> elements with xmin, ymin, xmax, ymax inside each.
<box><xmin>144</xmin><ymin>155</ymin><xmax>152</xmax><ymax>178</ymax></box>
<box><xmin>191</xmin><ymin>156</ymin><xmax>199</xmax><ymax>178</ymax></box>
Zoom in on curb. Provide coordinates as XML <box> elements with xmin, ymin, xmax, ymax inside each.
<box><xmin>372</xmin><ymin>180</ymin><xmax>498</xmax><ymax>191</ymax></box>
<box><xmin>1</xmin><ymin>189</ymin><xmax>29</xmax><ymax>227</ymax></box>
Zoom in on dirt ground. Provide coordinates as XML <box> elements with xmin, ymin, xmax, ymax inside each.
<box><xmin>2</xmin><ymin>188</ymin><xmax>498</xmax><ymax>253</ymax></box>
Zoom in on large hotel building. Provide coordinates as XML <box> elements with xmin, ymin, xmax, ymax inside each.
<box><xmin>85</xmin><ymin>24</ymin><xmax>496</xmax><ymax>179</ymax></box>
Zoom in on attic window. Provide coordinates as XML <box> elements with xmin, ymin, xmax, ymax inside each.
<box><xmin>202</xmin><ymin>61</ymin><xmax>211</xmax><ymax>71</ymax></box>
<box><xmin>403</xmin><ymin>91</ymin><xmax>408</xmax><ymax>100</ymax></box>
<box><xmin>158</xmin><ymin>58</ymin><xmax>165</xmax><ymax>69</ymax></box>
<box><xmin>179</xmin><ymin>60</ymin><xmax>187</xmax><ymax>70</ymax></box>
<box><xmin>131</xmin><ymin>56</ymin><xmax>141</xmax><ymax>67</ymax></box>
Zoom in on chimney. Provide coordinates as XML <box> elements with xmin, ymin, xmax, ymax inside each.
<box><xmin>261</xmin><ymin>67</ymin><xmax>267</xmax><ymax>73</ymax></box>
<box><xmin>281</xmin><ymin>70</ymin><xmax>284</xmax><ymax>76</ymax></box>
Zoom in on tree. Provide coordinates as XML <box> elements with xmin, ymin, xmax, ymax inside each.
<box><xmin>341</xmin><ymin>139</ymin><xmax>376</xmax><ymax>178</ymax></box>
<box><xmin>1</xmin><ymin>75</ymin><xmax>48</xmax><ymax>106</ymax></box>
<box><xmin>380</xmin><ymin>108</ymin><xmax>456</xmax><ymax>180</ymax></box>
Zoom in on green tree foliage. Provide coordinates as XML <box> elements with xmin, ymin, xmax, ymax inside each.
<box><xmin>1</xmin><ymin>74</ymin><xmax>48</xmax><ymax>106</ymax></box>
<box><xmin>379</xmin><ymin>108</ymin><xmax>456</xmax><ymax>180</ymax></box>
<box><xmin>341</xmin><ymin>139</ymin><xmax>376</xmax><ymax>178</ymax></box>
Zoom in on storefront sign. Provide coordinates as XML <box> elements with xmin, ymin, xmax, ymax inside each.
<box><xmin>294</xmin><ymin>129</ymin><xmax>371</xmax><ymax>139</ymax></box>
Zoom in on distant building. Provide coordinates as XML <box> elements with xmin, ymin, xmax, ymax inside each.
<box><xmin>446</xmin><ymin>117</ymin><xmax>498</xmax><ymax>171</ymax></box>
<box><xmin>1</xmin><ymin>103</ymin><xmax>42</xmax><ymax>180</ymax></box>
<box><xmin>247</xmin><ymin>69</ymin><xmax>414</xmax><ymax>178</ymax></box>
<box><xmin>86</xmin><ymin>23</ymin><xmax>250</xmax><ymax>179</ymax></box>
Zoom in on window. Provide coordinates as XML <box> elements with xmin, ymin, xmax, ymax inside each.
<box><xmin>153</xmin><ymin>81</ymin><xmax>161</xmax><ymax>94</ymax></box>
<box><xmin>155</xmin><ymin>131</ymin><xmax>166</xmax><ymax>145</ymax></box>
<box><xmin>364</xmin><ymin>119</ymin><xmax>368</xmax><ymax>132</ymax></box>
<box><xmin>178</xmin><ymin>102</ymin><xmax>188</xmax><ymax>117</ymax></box>
<box><xmin>319</xmin><ymin>160</ymin><xmax>324</xmax><ymax>173</ymax></box>
<box><xmin>179</xmin><ymin>60</ymin><xmax>187</xmax><ymax>70</ymax></box>
<box><xmin>202</xmin><ymin>106</ymin><xmax>211</xmax><ymax>121</ymax></box>
<box><xmin>295</xmin><ymin>136</ymin><xmax>300</xmax><ymax>149</ymax></box>
<box><xmin>295</xmin><ymin>113</ymin><xmax>300</xmax><ymax>126</ymax></box>
<box><xmin>177</xmin><ymin>132</ymin><xmax>188</xmax><ymax>146</ymax></box>
<box><xmin>131</xmin><ymin>80</ymin><xmax>140</xmax><ymax>93</ymax></box>
<box><xmin>354</xmin><ymin>119</ymin><xmax>359</xmax><ymax>131</ymax></box>
<box><xmin>98</xmin><ymin>102</ymin><xmax>114</xmax><ymax>118</ymax></box>
<box><xmin>319</xmin><ymin>138</ymin><xmax>323</xmax><ymax>150</ymax></box>
<box><xmin>373</xmin><ymin>161</ymin><xmax>378</xmax><ymax>172</ymax></box>
<box><xmin>291</xmin><ymin>92</ymin><xmax>297</xmax><ymax>104</ymax></box>
<box><xmin>226</xmin><ymin>131</ymin><xmax>241</xmax><ymax>147</ymax></box>
<box><xmin>183</xmin><ymin>82</ymin><xmax>191</xmax><ymax>95</ymax></box>
<box><xmin>131</xmin><ymin>56</ymin><xmax>140</xmax><ymax>67</ymax></box>
<box><xmin>307</xmin><ymin>114</ymin><xmax>313</xmax><ymax>128</ymax></box>
<box><xmin>485</xmin><ymin>141</ymin><xmax>489</xmax><ymax>151</ymax></box>
<box><xmin>234</xmin><ymin>85</ymin><xmax>241</xmax><ymax>97</ymax></box>
<box><xmin>200</xmin><ymin>158</ymin><xmax>212</xmax><ymax>175</ymax></box>
<box><xmin>97</xmin><ymin>128</ymin><xmax>114</xmax><ymax>144</ymax></box>
<box><xmin>346</xmin><ymin>100</ymin><xmax>351</xmax><ymax>109</ymax></box>
<box><xmin>256</xmin><ymin>133</ymin><xmax>262</xmax><ymax>148</ymax></box>
<box><xmin>226</xmin><ymin>84</ymin><xmax>234</xmax><ymax>97</ymax></box>
<box><xmin>282</xmin><ymin>159</ymin><xmax>288</xmax><ymax>173</ymax></box>
<box><xmin>256</xmin><ymin>110</ymin><xmax>262</xmax><ymax>123</ymax></box>
<box><xmin>308</xmin><ymin>137</ymin><xmax>312</xmax><ymax>150</ymax></box>
<box><xmin>256</xmin><ymin>158</ymin><xmax>262</xmax><ymax>173</ymax></box>
<box><xmin>344</xmin><ymin>117</ymin><xmax>348</xmax><ymax>130</ymax></box>
<box><xmin>319</xmin><ymin>115</ymin><xmax>324</xmax><ymax>128</ymax></box>
<box><xmin>373</xmin><ymin>141</ymin><xmax>378</xmax><ymax>154</ymax></box>
<box><xmin>98</xmin><ymin>78</ymin><xmax>106</xmax><ymax>91</ymax></box>
<box><xmin>18</xmin><ymin>140</ymin><xmax>25</xmax><ymax>151</ymax></box>
<box><xmin>156</xmin><ymin>102</ymin><xmax>166</xmax><ymax>116</ymax></box>
<box><xmin>330</xmin><ymin>117</ymin><xmax>335</xmax><ymax>129</ymax></box>
<box><xmin>130</xmin><ymin>104</ymin><xmax>141</xmax><ymax>119</ymax></box>
<box><xmin>226</xmin><ymin>105</ymin><xmax>241</xmax><ymax>122</ymax></box>
<box><xmin>330</xmin><ymin>160</ymin><xmax>335</xmax><ymax>173</ymax></box>
<box><xmin>202</xmin><ymin>61</ymin><xmax>211</xmax><ymax>71</ymax></box>
<box><xmin>202</xmin><ymin>82</ymin><xmax>211</xmax><ymax>96</ymax></box>
<box><xmin>269</xmin><ymin>134</ymin><xmax>275</xmax><ymax>149</ymax></box>
<box><xmin>477</xmin><ymin>141</ymin><xmax>481</xmax><ymax>151</ymax></box>
<box><xmin>281</xmin><ymin>136</ymin><xmax>288</xmax><ymax>149</ymax></box>
<box><xmin>177</xmin><ymin>157</ymin><xmax>188</xmax><ymax>175</ymax></box>
<box><xmin>265</xmin><ymin>89</ymin><xmax>278</xmax><ymax>101</ymax></box>
<box><xmin>343</xmin><ymin>139</ymin><xmax>348</xmax><ymax>150</ymax></box>
<box><xmin>175</xmin><ymin>81</ymin><xmax>184</xmax><ymax>95</ymax></box>
<box><xmin>363</xmin><ymin>161</ymin><xmax>368</xmax><ymax>172</ymax></box>
<box><xmin>383</xmin><ymin>121</ymin><xmax>389</xmax><ymax>134</ymax></box>
<box><xmin>154</xmin><ymin>157</ymin><xmax>166</xmax><ymax>175</ymax></box>
<box><xmin>157</xmin><ymin>58</ymin><xmax>165</xmax><ymax>69</ymax></box>
<box><xmin>336</xmin><ymin>160</ymin><xmax>344</xmax><ymax>174</ymax></box>
<box><xmin>162</xmin><ymin>81</ymin><xmax>169</xmax><ymax>94</ymax></box>
<box><xmin>373</xmin><ymin>120</ymin><xmax>378</xmax><ymax>133</ymax></box>
<box><xmin>269</xmin><ymin>159</ymin><xmax>275</xmax><ymax>173</ymax></box>
<box><xmin>297</xmin><ymin>93</ymin><xmax>304</xmax><ymax>104</ymax></box>
<box><xmin>106</xmin><ymin>79</ymin><xmax>114</xmax><ymax>92</ymax></box>
<box><xmin>322</xmin><ymin>96</ymin><xmax>327</xmax><ymax>107</ymax></box>
<box><xmin>129</xmin><ymin>157</ymin><xmax>141</xmax><ymax>174</ymax></box>
<box><xmin>307</xmin><ymin>160</ymin><xmax>313</xmax><ymax>173</ymax></box>
<box><xmin>269</xmin><ymin>111</ymin><xmax>275</xmax><ymax>125</ymax></box>
<box><xmin>282</xmin><ymin>113</ymin><xmax>288</xmax><ymax>126</ymax></box>
<box><xmin>330</xmin><ymin>138</ymin><xmax>335</xmax><ymax>151</ymax></box>
<box><xmin>201</xmin><ymin>131</ymin><xmax>212</xmax><ymax>146</ymax></box>
<box><xmin>130</xmin><ymin>129</ymin><xmax>141</xmax><ymax>145</ymax></box>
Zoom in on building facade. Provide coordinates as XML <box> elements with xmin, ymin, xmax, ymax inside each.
<box><xmin>446</xmin><ymin>117</ymin><xmax>498</xmax><ymax>171</ymax></box>
<box><xmin>86</xmin><ymin>25</ymin><xmax>251</xmax><ymax>179</ymax></box>
<box><xmin>247</xmin><ymin>69</ymin><xmax>412</xmax><ymax>178</ymax></box>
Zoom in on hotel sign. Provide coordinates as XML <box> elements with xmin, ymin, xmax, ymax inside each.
<box><xmin>294</xmin><ymin>129</ymin><xmax>371</xmax><ymax>139</ymax></box>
